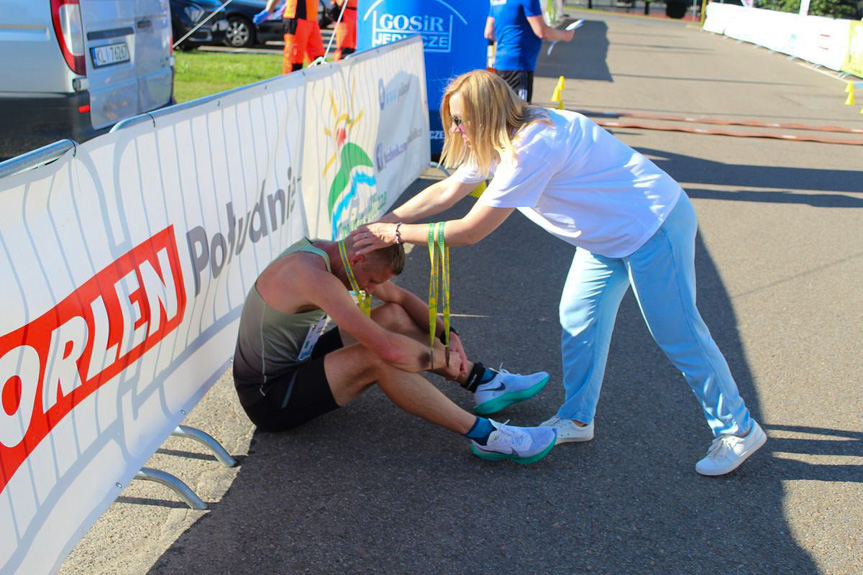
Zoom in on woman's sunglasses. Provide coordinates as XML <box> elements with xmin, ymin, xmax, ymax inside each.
<box><xmin>451</xmin><ymin>116</ymin><xmax>464</xmax><ymax>128</ymax></box>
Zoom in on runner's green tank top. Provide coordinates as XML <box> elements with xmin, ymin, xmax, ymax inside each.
<box><xmin>232</xmin><ymin>238</ymin><xmax>330</xmax><ymax>405</ymax></box>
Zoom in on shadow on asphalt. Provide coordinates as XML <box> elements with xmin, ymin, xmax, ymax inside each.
<box><xmin>761</xmin><ymin>425</ymin><xmax>863</xmax><ymax>483</ymax></box>
<box><xmin>537</xmin><ymin>20</ymin><xmax>613</xmax><ymax>83</ymax></box>
<box><xmin>147</xmin><ymin>181</ymin><xmax>819</xmax><ymax>574</ymax></box>
<box><xmin>114</xmin><ymin>497</ymin><xmax>215</xmax><ymax>510</ymax></box>
<box><xmin>687</xmin><ymin>188</ymin><xmax>863</xmax><ymax>208</ymax></box>
<box><xmin>641</xmin><ymin>147</ymin><xmax>863</xmax><ymax>196</ymax></box>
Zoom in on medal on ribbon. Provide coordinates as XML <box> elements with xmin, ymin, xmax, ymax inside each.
<box><xmin>428</xmin><ymin>222</ymin><xmax>450</xmax><ymax>369</ymax></box>
<box><xmin>339</xmin><ymin>240</ymin><xmax>371</xmax><ymax>316</ymax></box>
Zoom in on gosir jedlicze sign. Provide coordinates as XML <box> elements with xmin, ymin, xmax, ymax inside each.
<box><xmin>370</xmin><ymin>11</ymin><xmax>452</xmax><ymax>52</ymax></box>
<box><xmin>361</xmin><ymin>0</ymin><xmax>478</xmax><ymax>54</ymax></box>
<box><xmin>358</xmin><ymin>1</ymin><xmax>484</xmax><ymax>154</ymax></box>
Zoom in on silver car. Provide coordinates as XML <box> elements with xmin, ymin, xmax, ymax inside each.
<box><xmin>0</xmin><ymin>0</ymin><xmax>175</xmax><ymax>159</ymax></box>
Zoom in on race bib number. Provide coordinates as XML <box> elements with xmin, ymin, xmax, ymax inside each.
<box><xmin>297</xmin><ymin>318</ymin><xmax>328</xmax><ymax>361</ymax></box>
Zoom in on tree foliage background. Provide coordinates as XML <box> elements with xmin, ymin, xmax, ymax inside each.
<box><xmin>756</xmin><ymin>0</ymin><xmax>860</xmax><ymax>18</ymax></box>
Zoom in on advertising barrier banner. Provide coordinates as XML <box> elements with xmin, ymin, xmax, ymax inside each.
<box><xmin>0</xmin><ymin>36</ymin><xmax>427</xmax><ymax>574</ymax></box>
<box><xmin>301</xmin><ymin>36</ymin><xmax>429</xmax><ymax>240</ymax></box>
<box><xmin>0</xmin><ymin>73</ymin><xmax>307</xmax><ymax>575</ymax></box>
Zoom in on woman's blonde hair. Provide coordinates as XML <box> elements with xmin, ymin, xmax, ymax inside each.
<box><xmin>439</xmin><ymin>69</ymin><xmax>548</xmax><ymax>177</ymax></box>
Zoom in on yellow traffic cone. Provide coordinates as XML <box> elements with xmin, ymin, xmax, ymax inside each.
<box><xmin>551</xmin><ymin>76</ymin><xmax>565</xmax><ymax>110</ymax></box>
<box><xmin>845</xmin><ymin>82</ymin><xmax>854</xmax><ymax>106</ymax></box>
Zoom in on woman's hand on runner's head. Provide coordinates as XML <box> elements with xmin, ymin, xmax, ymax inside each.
<box><xmin>350</xmin><ymin>223</ymin><xmax>397</xmax><ymax>255</ymax></box>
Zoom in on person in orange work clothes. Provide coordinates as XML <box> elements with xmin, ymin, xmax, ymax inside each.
<box><xmin>332</xmin><ymin>0</ymin><xmax>357</xmax><ymax>60</ymax></box>
<box><xmin>256</xmin><ymin>0</ymin><xmax>324</xmax><ymax>73</ymax></box>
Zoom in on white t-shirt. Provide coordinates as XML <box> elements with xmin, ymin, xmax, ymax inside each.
<box><xmin>454</xmin><ymin>109</ymin><xmax>682</xmax><ymax>258</ymax></box>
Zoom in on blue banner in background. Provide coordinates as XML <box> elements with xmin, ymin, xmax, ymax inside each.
<box><xmin>357</xmin><ymin>0</ymin><xmax>487</xmax><ymax>155</ymax></box>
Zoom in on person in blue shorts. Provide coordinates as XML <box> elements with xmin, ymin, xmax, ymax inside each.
<box><xmin>485</xmin><ymin>0</ymin><xmax>574</xmax><ymax>102</ymax></box>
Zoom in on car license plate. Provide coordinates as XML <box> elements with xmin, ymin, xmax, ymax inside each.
<box><xmin>91</xmin><ymin>42</ymin><xmax>130</xmax><ymax>68</ymax></box>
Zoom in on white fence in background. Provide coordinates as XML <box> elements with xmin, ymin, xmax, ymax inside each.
<box><xmin>704</xmin><ymin>3</ymin><xmax>853</xmax><ymax>73</ymax></box>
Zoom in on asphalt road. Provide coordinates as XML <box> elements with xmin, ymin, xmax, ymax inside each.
<box><xmin>62</xmin><ymin>10</ymin><xmax>863</xmax><ymax>575</ymax></box>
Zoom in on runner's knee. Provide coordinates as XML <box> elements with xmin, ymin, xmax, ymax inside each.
<box><xmin>372</xmin><ymin>302</ymin><xmax>412</xmax><ymax>331</ymax></box>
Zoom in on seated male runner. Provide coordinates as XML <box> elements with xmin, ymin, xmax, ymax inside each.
<box><xmin>232</xmin><ymin>236</ymin><xmax>556</xmax><ymax>464</ymax></box>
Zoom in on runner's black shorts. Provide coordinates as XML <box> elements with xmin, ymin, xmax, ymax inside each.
<box><xmin>239</xmin><ymin>327</ymin><xmax>343</xmax><ymax>432</ymax></box>
<box><xmin>496</xmin><ymin>69</ymin><xmax>534</xmax><ymax>103</ymax></box>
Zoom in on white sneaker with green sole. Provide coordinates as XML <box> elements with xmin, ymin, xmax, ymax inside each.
<box><xmin>474</xmin><ymin>369</ymin><xmax>549</xmax><ymax>415</ymax></box>
<box><xmin>471</xmin><ymin>420</ymin><xmax>556</xmax><ymax>465</ymax></box>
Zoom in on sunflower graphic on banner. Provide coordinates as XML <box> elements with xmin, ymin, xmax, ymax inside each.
<box><xmin>317</xmin><ymin>77</ymin><xmax>381</xmax><ymax>240</ymax></box>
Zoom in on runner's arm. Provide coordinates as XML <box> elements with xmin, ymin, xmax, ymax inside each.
<box><xmin>526</xmin><ymin>15</ymin><xmax>575</xmax><ymax>42</ymax></box>
<box><xmin>484</xmin><ymin>17</ymin><xmax>495</xmax><ymax>41</ymax></box>
<box><xmin>372</xmin><ymin>281</ymin><xmax>469</xmax><ymax>380</ymax></box>
<box><xmin>372</xmin><ymin>281</ymin><xmax>447</xmax><ymax>338</ymax></box>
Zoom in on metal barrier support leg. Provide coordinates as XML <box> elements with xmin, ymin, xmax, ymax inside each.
<box><xmin>134</xmin><ymin>468</ymin><xmax>208</xmax><ymax>510</ymax></box>
<box><xmin>171</xmin><ymin>425</ymin><xmax>237</xmax><ymax>467</ymax></box>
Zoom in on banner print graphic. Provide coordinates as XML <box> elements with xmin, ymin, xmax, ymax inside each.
<box><xmin>302</xmin><ymin>37</ymin><xmax>428</xmax><ymax>241</ymax></box>
<box><xmin>321</xmin><ymin>84</ymin><xmax>379</xmax><ymax>240</ymax></box>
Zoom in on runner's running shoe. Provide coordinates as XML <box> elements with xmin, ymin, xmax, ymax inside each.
<box><xmin>474</xmin><ymin>369</ymin><xmax>550</xmax><ymax>415</ymax></box>
<box><xmin>470</xmin><ymin>420</ymin><xmax>556</xmax><ymax>464</ymax></box>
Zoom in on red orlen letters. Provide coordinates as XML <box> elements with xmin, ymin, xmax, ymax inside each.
<box><xmin>0</xmin><ymin>226</ymin><xmax>186</xmax><ymax>492</ymax></box>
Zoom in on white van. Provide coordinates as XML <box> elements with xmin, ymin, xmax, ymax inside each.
<box><xmin>0</xmin><ymin>0</ymin><xmax>175</xmax><ymax>159</ymax></box>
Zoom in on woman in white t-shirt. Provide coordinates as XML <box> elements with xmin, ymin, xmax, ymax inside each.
<box><xmin>351</xmin><ymin>70</ymin><xmax>766</xmax><ymax>476</ymax></box>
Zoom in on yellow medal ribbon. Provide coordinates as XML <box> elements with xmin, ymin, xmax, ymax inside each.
<box><xmin>338</xmin><ymin>240</ymin><xmax>371</xmax><ymax>316</ymax></box>
<box><xmin>438</xmin><ymin>222</ymin><xmax>450</xmax><ymax>365</ymax></box>
<box><xmin>427</xmin><ymin>222</ymin><xmax>450</xmax><ymax>368</ymax></box>
<box><xmin>428</xmin><ymin>224</ymin><xmax>438</xmax><ymax>369</ymax></box>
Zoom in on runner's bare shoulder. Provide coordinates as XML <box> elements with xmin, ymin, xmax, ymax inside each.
<box><xmin>257</xmin><ymin>250</ymin><xmax>332</xmax><ymax>312</ymax></box>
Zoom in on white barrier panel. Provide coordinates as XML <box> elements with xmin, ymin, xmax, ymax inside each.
<box><xmin>0</xmin><ymin>35</ymin><xmax>428</xmax><ymax>574</ymax></box>
<box><xmin>0</xmin><ymin>73</ymin><xmax>307</xmax><ymax>575</ymax></box>
<box><xmin>301</xmin><ymin>36</ymin><xmax>429</xmax><ymax>240</ymax></box>
<box><xmin>703</xmin><ymin>4</ymin><xmax>852</xmax><ymax>72</ymax></box>
<box><xmin>724</xmin><ymin>7</ymin><xmax>798</xmax><ymax>52</ymax></box>
<box><xmin>792</xmin><ymin>16</ymin><xmax>851</xmax><ymax>71</ymax></box>
<box><xmin>703</xmin><ymin>2</ymin><xmax>738</xmax><ymax>35</ymax></box>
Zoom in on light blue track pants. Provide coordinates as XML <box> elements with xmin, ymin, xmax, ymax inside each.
<box><xmin>556</xmin><ymin>193</ymin><xmax>753</xmax><ymax>437</ymax></box>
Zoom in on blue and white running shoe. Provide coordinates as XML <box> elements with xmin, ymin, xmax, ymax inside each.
<box><xmin>474</xmin><ymin>369</ymin><xmax>549</xmax><ymax>415</ymax></box>
<box><xmin>470</xmin><ymin>420</ymin><xmax>556</xmax><ymax>465</ymax></box>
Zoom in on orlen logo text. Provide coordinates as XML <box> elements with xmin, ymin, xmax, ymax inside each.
<box><xmin>368</xmin><ymin>9</ymin><xmax>456</xmax><ymax>53</ymax></box>
<box><xmin>0</xmin><ymin>227</ymin><xmax>185</xmax><ymax>491</ymax></box>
